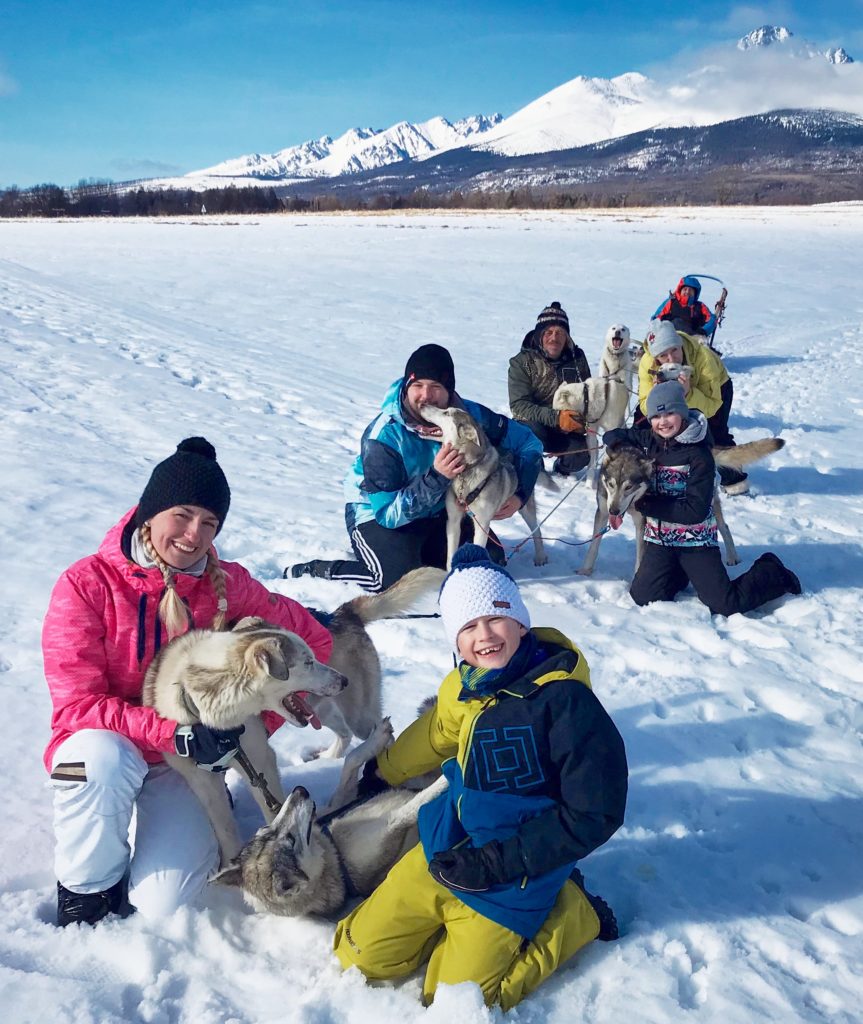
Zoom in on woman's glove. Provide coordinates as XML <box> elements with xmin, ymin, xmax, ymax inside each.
<box><xmin>429</xmin><ymin>838</ymin><xmax>525</xmax><ymax>893</ymax></box>
<box><xmin>356</xmin><ymin>757</ymin><xmax>391</xmax><ymax>799</ymax></box>
<box><xmin>174</xmin><ymin>723</ymin><xmax>245</xmax><ymax>771</ymax></box>
<box><xmin>558</xmin><ymin>410</ymin><xmax>585</xmax><ymax>434</ymax></box>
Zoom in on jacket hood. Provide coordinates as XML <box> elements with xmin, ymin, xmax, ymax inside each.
<box><xmin>676</xmin><ymin>409</ymin><xmax>709</xmax><ymax>445</ymax></box>
<box><xmin>676</xmin><ymin>276</ymin><xmax>702</xmax><ymax>304</ymax></box>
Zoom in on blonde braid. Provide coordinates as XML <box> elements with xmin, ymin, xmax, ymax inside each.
<box><xmin>206</xmin><ymin>549</ymin><xmax>229</xmax><ymax>631</ymax></box>
<box><xmin>140</xmin><ymin>522</ymin><xmax>193</xmax><ymax>638</ymax></box>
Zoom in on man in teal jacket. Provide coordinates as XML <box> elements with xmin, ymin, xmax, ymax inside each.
<box><xmin>290</xmin><ymin>345</ymin><xmax>543</xmax><ymax>591</ymax></box>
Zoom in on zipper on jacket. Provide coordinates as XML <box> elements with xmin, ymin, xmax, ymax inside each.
<box><xmin>136</xmin><ymin>595</ymin><xmax>148</xmax><ymax>664</ymax></box>
<box><xmin>457</xmin><ymin>695</ymin><xmax>497</xmax><ymax>819</ymax></box>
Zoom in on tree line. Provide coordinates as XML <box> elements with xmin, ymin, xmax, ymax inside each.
<box><xmin>1</xmin><ymin>171</ymin><xmax>853</xmax><ymax>218</ymax></box>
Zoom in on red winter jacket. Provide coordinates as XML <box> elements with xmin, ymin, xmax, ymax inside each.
<box><xmin>42</xmin><ymin>509</ymin><xmax>333</xmax><ymax>772</ymax></box>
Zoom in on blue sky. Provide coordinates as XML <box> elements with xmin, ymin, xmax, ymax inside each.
<box><xmin>1</xmin><ymin>1</ymin><xmax>860</xmax><ymax>187</ymax></box>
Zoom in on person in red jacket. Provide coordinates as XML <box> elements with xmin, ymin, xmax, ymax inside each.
<box><xmin>43</xmin><ymin>437</ymin><xmax>332</xmax><ymax>927</ymax></box>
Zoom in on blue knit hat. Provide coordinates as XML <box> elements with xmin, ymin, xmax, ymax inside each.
<box><xmin>439</xmin><ymin>544</ymin><xmax>531</xmax><ymax>647</ymax></box>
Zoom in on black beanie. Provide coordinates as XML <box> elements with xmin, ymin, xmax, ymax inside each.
<box><xmin>535</xmin><ymin>301</ymin><xmax>570</xmax><ymax>337</ymax></box>
<box><xmin>403</xmin><ymin>344</ymin><xmax>456</xmax><ymax>395</ymax></box>
<box><xmin>135</xmin><ymin>437</ymin><xmax>231</xmax><ymax>534</ymax></box>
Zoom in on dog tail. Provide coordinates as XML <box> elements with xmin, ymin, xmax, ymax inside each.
<box><xmin>346</xmin><ymin>566</ymin><xmax>446</xmax><ymax>624</ymax></box>
<box><xmin>537</xmin><ymin>469</ymin><xmax>561</xmax><ymax>493</ymax></box>
<box><xmin>713</xmin><ymin>437</ymin><xmax>785</xmax><ymax>469</ymax></box>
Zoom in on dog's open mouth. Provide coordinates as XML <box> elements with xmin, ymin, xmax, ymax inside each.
<box><xmin>282</xmin><ymin>692</ymin><xmax>322</xmax><ymax>730</ymax></box>
<box><xmin>609</xmin><ymin>513</ymin><xmax>624</xmax><ymax>530</ymax></box>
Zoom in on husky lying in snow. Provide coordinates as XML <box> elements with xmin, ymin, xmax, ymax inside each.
<box><xmin>213</xmin><ymin>718</ymin><xmax>447</xmax><ymax>917</ymax></box>
<box><xmin>142</xmin><ymin>567</ymin><xmax>443</xmax><ymax>865</ymax></box>
<box><xmin>552</xmin><ymin>377</ymin><xmax>630</xmax><ymax>487</ymax></box>
<box><xmin>576</xmin><ymin>438</ymin><xmax>785</xmax><ymax>578</ymax></box>
<box><xmin>419</xmin><ymin>403</ymin><xmax>552</xmax><ymax>568</ymax></box>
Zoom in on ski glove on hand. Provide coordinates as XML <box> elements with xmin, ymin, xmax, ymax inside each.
<box><xmin>174</xmin><ymin>723</ymin><xmax>245</xmax><ymax>771</ymax></box>
<box><xmin>429</xmin><ymin>838</ymin><xmax>526</xmax><ymax>893</ymax></box>
<box><xmin>356</xmin><ymin>757</ymin><xmax>390</xmax><ymax>799</ymax></box>
<box><xmin>558</xmin><ymin>410</ymin><xmax>585</xmax><ymax>434</ymax></box>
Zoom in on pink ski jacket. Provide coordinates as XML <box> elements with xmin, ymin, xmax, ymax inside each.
<box><xmin>42</xmin><ymin>509</ymin><xmax>333</xmax><ymax>772</ymax></box>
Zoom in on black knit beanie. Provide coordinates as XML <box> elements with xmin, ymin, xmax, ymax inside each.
<box><xmin>535</xmin><ymin>301</ymin><xmax>570</xmax><ymax>337</ymax></box>
<box><xmin>403</xmin><ymin>344</ymin><xmax>456</xmax><ymax>395</ymax></box>
<box><xmin>135</xmin><ymin>437</ymin><xmax>231</xmax><ymax>534</ymax></box>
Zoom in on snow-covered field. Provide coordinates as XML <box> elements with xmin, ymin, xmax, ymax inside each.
<box><xmin>1</xmin><ymin>207</ymin><xmax>861</xmax><ymax>1024</ymax></box>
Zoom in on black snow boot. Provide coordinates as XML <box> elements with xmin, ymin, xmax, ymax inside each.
<box><xmin>57</xmin><ymin>878</ymin><xmax>126</xmax><ymax>927</ymax></box>
<box><xmin>755</xmin><ymin>552</ymin><xmax>802</xmax><ymax>596</ymax></box>
<box><xmin>286</xmin><ymin>559</ymin><xmax>335</xmax><ymax>580</ymax></box>
<box><xmin>569</xmin><ymin>869</ymin><xmax>620</xmax><ymax>941</ymax></box>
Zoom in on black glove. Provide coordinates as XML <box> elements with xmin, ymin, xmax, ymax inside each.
<box><xmin>174</xmin><ymin>723</ymin><xmax>245</xmax><ymax>771</ymax></box>
<box><xmin>356</xmin><ymin>757</ymin><xmax>390</xmax><ymax>799</ymax></box>
<box><xmin>429</xmin><ymin>838</ymin><xmax>525</xmax><ymax>893</ymax></box>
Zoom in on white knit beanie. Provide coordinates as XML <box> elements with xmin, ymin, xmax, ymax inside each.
<box><xmin>645</xmin><ymin>320</ymin><xmax>682</xmax><ymax>358</ymax></box>
<box><xmin>439</xmin><ymin>544</ymin><xmax>531</xmax><ymax>648</ymax></box>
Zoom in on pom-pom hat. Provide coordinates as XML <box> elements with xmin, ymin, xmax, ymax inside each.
<box><xmin>136</xmin><ymin>437</ymin><xmax>231</xmax><ymax>534</ymax></box>
<box><xmin>535</xmin><ymin>300</ymin><xmax>570</xmax><ymax>337</ymax></box>
<box><xmin>645</xmin><ymin>320</ymin><xmax>681</xmax><ymax>358</ymax></box>
<box><xmin>439</xmin><ymin>544</ymin><xmax>531</xmax><ymax>648</ymax></box>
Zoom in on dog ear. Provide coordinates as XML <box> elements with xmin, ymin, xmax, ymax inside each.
<box><xmin>232</xmin><ymin>615</ymin><xmax>270</xmax><ymax>633</ymax></box>
<box><xmin>211</xmin><ymin>863</ymin><xmax>243</xmax><ymax>888</ymax></box>
<box><xmin>246</xmin><ymin>637</ymin><xmax>290</xmax><ymax>679</ymax></box>
<box><xmin>457</xmin><ymin>421</ymin><xmax>480</xmax><ymax>446</ymax></box>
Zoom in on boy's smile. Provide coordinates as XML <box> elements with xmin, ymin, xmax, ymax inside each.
<box><xmin>456</xmin><ymin>615</ymin><xmax>527</xmax><ymax>669</ymax></box>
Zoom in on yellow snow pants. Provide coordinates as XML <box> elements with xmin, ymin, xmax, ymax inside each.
<box><xmin>333</xmin><ymin>843</ymin><xmax>601</xmax><ymax>1011</ymax></box>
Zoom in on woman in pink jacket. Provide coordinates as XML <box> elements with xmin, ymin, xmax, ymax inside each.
<box><xmin>43</xmin><ymin>437</ymin><xmax>332</xmax><ymax>927</ymax></box>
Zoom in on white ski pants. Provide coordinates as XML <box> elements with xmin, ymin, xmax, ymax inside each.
<box><xmin>51</xmin><ymin>729</ymin><xmax>219</xmax><ymax>919</ymax></box>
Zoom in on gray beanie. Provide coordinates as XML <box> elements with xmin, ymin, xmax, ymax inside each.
<box><xmin>646</xmin><ymin>381</ymin><xmax>690</xmax><ymax>420</ymax></box>
<box><xmin>645</xmin><ymin>320</ymin><xmax>682</xmax><ymax>358</ymax></box>
<box><xmin>439</xmin><ymin>544</ymin><xmax>531</xmax><ymax>649</ymax></box>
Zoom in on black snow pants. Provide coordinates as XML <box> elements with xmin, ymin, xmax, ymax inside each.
<box><xmin>630</xmin><ymin>544</ymin><xmax>794</xmax><ymax>616</ymax></box>
<box><xmin>525</xmin><ymin>422</ymin><xmax>590</xmax><ymax>473</ymax></box>
<box><xmin>708</xmin><ymin>379</ymin><xmax>746</xmax><ymax>488</ymax></box>
<box><xmin>328</xmin><ymin>511</ymin><xmax>505</xmax><ymax>593</ymax></box>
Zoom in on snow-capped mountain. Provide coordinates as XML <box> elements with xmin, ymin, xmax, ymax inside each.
<box><xmin>190</xmin><ymin>115</ymin><xmax>502</xmax><ymax>181</ymax></box>
<box><xmin>738</xmin><ymin>25</ymin><xmax>854</xmax><ymax>63</ymax></box>
<box><xmin>149</xmin><ymin>24</ymin><xmax>858</xmax><ymax>191</ymax></box>
<box><xmin>469</xmin><ymin>25</ymin><xmax>860</xmax><ymax>159</ymax></box>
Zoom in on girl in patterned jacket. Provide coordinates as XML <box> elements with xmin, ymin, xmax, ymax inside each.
<box><xmin>604</xmin><ymin>381</ymin><xmax>801</xmax><ymax>613</ymax></box>
<box><xmin>43</xmin><ymin>437</ymin><xmax>332</xmax><ymax>927</ymax></box>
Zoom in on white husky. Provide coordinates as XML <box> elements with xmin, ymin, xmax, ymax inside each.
<box><xmin>552</xmin><ymin>377</ymin><xmax>630</xmax><ymax>487</ymax></box>
<box><xmin>598</xmin><ymin>324</ymin><xmax>638</xmax><ymax>393</ymax></box>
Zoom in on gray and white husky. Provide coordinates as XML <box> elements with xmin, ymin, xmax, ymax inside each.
<box><xmin>212</xmin><ymin>719</ymin><xmax>447</xmax><ymax>917</ymax></box>
<box><xmin>142</xmin><ymin>567</ymin><xmax>443</xmax><ymax>865</ymax></box>
<box><xmin>419</xmin><ymin>403</ymin><xmax>551</xmax><ymax>568</ymax></box>
<box><xmin>577</xmin><ymin>438</ymin><xmax>786</xmax><ymax>578</ymax></box>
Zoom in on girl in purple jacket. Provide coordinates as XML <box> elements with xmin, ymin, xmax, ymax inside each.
<box><xmin>43</xmin><ymin>438</ymin><xmax>331</xmax><ymax>927</ymax></box>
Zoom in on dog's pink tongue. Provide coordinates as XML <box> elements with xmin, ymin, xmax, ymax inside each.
<box><xmin>609</xmin><ymin>513</ymin><xmax>624</xmax><ymax>530</ymax></box>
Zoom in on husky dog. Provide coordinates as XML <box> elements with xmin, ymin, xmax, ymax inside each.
<box><xmin>212</xmin><ymin>719</ymin><xmax>447</xmax><ymax>917</ymax></box>
<box><xmin>598</xmin><ymin>324</ymin><xmax>637</xmax><ymax>392</ymax></box>
<box><xmin>576</xmin><ymin>438</ymin><xmax>785</xmax><ymax>577</ymax></box>
<box><xmin>419</xmin><ymin>403</ymin><xmax>551</xmax><ymax>569</ymax></box>
<box><xmin>142</xmin><ymin>567</ymin><xmax>443</xmax><ymax>864</ymax></box>
<box><xmin>649</xmin><ymin>361</ymin><xmax>694</xmax><ymax>386</ymax></box>
<box><xmin>142</xmin><ymin>620</ymin><xmax>348</xmax><ymax>864</ymax></box>
<box><xmin>552</xmin><ymin>378</ymin><xmax>630</xmax><ymax>487</ymax></box>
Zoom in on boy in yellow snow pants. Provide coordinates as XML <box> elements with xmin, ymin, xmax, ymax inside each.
<box><xmin>333</xmin><ymin>544</ymin><xmax>628</xmax><ymax>1009</ymax></box>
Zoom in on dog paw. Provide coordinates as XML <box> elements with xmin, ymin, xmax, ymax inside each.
<box><xmin>576</xmin><ymin>567</ymin><xmax>595</xmax><ymax>577</ymax></box>
<box><xmin>300</xmin><ymin>745</ymin><xmax>324</xmax><ymax>762</ymax></box>
<box><xmin>725</xmin><ymin>556</ymin><xmax>741</xmax><ymax>567</ymax></box>
<box><xmin>533</xmin><ymin>556</ymin><xmax>549</xmax><ymax>567</ymax></box>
